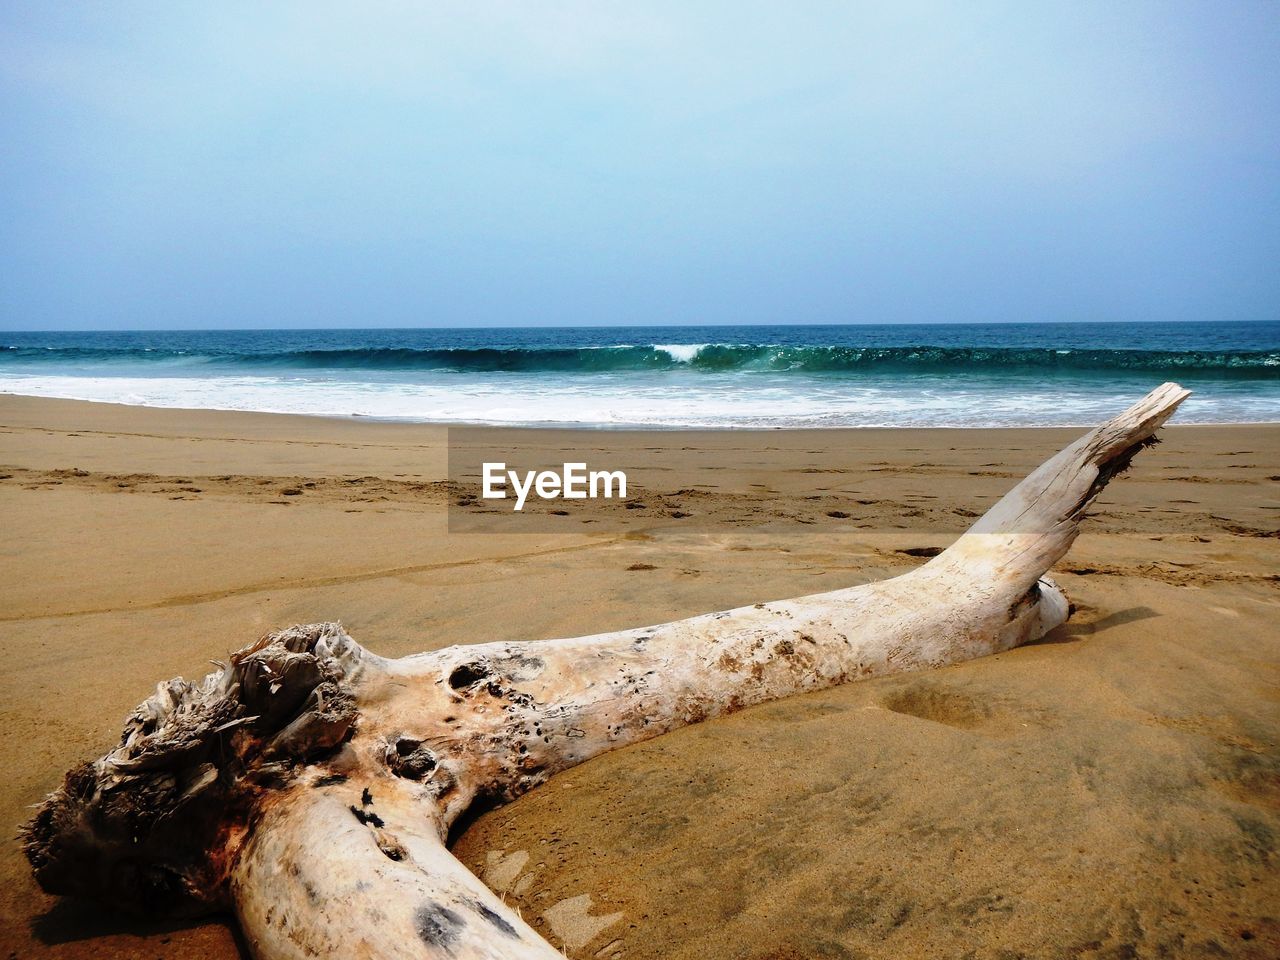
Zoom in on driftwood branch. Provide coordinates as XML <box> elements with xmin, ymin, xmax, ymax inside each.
<box><xmin>23</xmin><ymin>383</ymin><xmax>1190</xmax><ymax>959</ymax></box>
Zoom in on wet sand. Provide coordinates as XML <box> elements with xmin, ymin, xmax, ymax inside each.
<box><xmin>0</xmin><ymin>394</ymin><xmax>1277</xmax><ymax>958</ymax></box>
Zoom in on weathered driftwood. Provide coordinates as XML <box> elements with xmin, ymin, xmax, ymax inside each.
<box><xmin>24</xmin><ymin>383</ymin><xmax>1189</xmax><ymax>959</ymax></box>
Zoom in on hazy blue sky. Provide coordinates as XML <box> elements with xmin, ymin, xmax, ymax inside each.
<box><xmin>1</xmin><ymin>2</ymin><xmax>1277</xmax><ymax>330</ymax></box>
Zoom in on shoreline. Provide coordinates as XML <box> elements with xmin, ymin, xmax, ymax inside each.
<box><xmin>2</xmin><ymin>393</ymin><xmax>1277</xmax><ymax>958</ymax></box>
<box><xmin>4</xmin><ymin>389</ymin><xmax>1280</xmax><ymax>431</ymax></box>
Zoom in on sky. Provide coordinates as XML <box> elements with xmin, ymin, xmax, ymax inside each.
<box><xmin>0</xmin><ymin>2</ymin><xmax>1277</xmax><ymax>330</ymax></box>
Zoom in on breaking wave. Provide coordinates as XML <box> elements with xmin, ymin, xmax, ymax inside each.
<box><xmin>3</xmin><ymin>343</ymin><xmax>1277</xmax><ymax>377</ymax></box>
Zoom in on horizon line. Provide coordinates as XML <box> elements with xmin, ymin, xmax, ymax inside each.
<box><xmin>3</xmin><ymin>318</ymin><xmax>1276</xmax><ymax>335</ymax></box>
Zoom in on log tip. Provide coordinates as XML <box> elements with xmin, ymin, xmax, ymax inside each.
<box><xmin>1076</xmin><ymin>381</ymin><xmax>1190</xmax><ymax>506</ymax></box>
<box><xmin>936</xmin><ymin>381</ymin><xmax>1192</xmax><ymax>591</ymax></box>
<box><xmin>22</xmin><ymin>622</ymin><xmax>375</xmax><ymax>915</ymax></box>
<box><xmin>1090</xmin><ymin>381</ymin><xmax>1191</xmax><ymax>464</ymax></box>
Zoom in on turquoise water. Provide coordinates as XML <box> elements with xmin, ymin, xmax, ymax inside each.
<box><xmin>2</xmin><ymin>322</ymin><xmax>1276</xmax><ymax>427</ymax></box>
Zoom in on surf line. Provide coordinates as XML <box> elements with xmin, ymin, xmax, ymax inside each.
<box><xmin>482</xmin><ymin>461</ymin><xmax>627</xmax><ymax>512</ymax></box>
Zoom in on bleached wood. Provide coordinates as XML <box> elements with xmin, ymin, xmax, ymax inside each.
<box><xmin>24</xmin><ymin>383</ymin><xmax>1190</xmax><ymax>959</ymax></box>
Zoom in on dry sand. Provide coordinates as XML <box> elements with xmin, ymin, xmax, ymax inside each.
<box><xmin>0</xmin><ymin>393</ymin><xmax>1276</xmax><ymax>959</ymax></box>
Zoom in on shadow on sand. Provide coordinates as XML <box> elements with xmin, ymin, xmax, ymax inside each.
<box><xmin>1036</xmin><ymin>604</ymin><xmax>1160</xmax><ymax>644</ymax></box>
<box><xmin>31</xmin><ymin>896</ymin><xmax>248</xmax><ymax>957</ymax></box>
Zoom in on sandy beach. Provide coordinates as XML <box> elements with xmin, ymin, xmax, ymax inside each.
<box><xmin>1</xmin><ymin>393</ymin><xmax>1276</xmax><ymax>959</ymax></box>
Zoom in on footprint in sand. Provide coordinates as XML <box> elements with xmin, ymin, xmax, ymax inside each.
<box><xmin>542</xmin><ymin>893</ymin><xmax>625</xmax><ymax>954</ymax></box>
<box><xmin>878</xmin><ymin>681</ymin><xmax>1044</xmax><ymax>735</ymax></box>
<box><xmin>482</xmin><ymin>848</ymin><xmax>530</xmax><ymax>894</ymax></box>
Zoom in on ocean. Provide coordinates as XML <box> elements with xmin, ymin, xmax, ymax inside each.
<box><xmin>1</xmin><ymin>322</ymin><xmax>1277</xmax><ymax>428</ymax></box>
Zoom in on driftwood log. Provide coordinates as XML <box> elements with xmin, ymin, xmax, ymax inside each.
<box><xmin>24</xmin><ymin>383</ymin><xmax>1189</xmax><ymax>959</ymax></box>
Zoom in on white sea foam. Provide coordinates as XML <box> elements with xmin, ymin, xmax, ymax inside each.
<box><xmin>1</xmin><ymin>371</ymin><xmax>1275</xmax><ymax>427</ymax></box>
<box><xmin>653</xmin><ymin>344</ymin><xmax>709</xmax><ymax>363</ymax></box>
